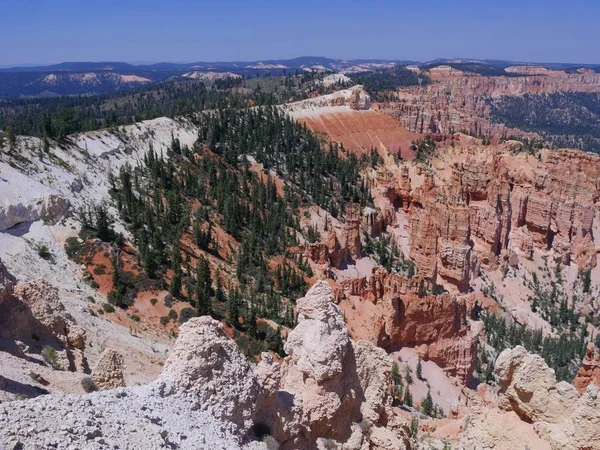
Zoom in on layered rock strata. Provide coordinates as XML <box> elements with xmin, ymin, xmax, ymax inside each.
<box><xmin>337</xmin><ymin>268</ymin><xmax>480</xmax><ymax>383</ymax></box>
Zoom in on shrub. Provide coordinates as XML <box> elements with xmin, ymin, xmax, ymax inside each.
<box><xmin>168</xmin><ymin>309</ymin><xmax>178</xmax><ymax>320</ymax></box>
<box><xmin>129</xmin><ymin>314</ymin><xmax>141</xmax><ymax>322</ymax></box>
<box><xmin>41</xmin><ymin>345</ymin><xmax>62</xmax><ymax>370</ymax></box>
<box><xmin>64</xmin><ymin>237</ymin><xmax>83</xmax><ymax>259</ymax></box>
<box><xmin>37</xmin><ymin>244</ymin><xmax>52</xmax><ymax>260</ymax></box>
<box><xmin>102</xmin><ymin>303</ymin><xmax>115</xmax><ymax>313</ymax></box>
<box><xmin>178</xmin><ymin>307</ymin><xmax>197</xmax><ymax>324</ymax></box>
<box><xmin>150</xmin><ymin>298</ymin><xmax>158</xmax><ymax>306</ymax></box>
<box><xmin>93</xmin><ymin>266</ymin><xmax>106</xmax><ymax>275</ymax></box>
<box><xmin>81</xmin><ymin>376</ymin><xmax>97</xmax><ymax>393</ymax></box>
<box><xmin>160</xmin><ymin>316</ymin><xmax>170</xmax><ymax>326</ymax></box>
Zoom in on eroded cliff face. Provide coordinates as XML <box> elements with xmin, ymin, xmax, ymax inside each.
<box><xmin>573</xmin><ymin>343</ymin><xmax>600</xmax><ymax>394</ymax></box>
<box><xmin>336</xmin><ymin>268</ymin><xmax>480</xmax><ymax>384</ymax></box>
<box><xmin>283</xmin><ymin>84</ymin><xmax>418</xmax><ymax>157</ymax></box>
<box><xmin>374</xmin><ymin>143</ymin><xmax>600</xmax><ymax>292</ymax></box>
<box><xmin>382</xmin><ymin>66</ymin><xmax>600</xmax><ymax>138</ymax></box>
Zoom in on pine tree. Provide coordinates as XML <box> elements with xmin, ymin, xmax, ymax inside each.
<box><xmin>391</xmin><ymin>362</ymin><xmax>402</xmax><ymax>386</ymax></box>
<box><xmin>404</xmin><ymin>385</ymin><xmax>413</xmax><ymax>407</ymax></box>
<box><xmin>6</xmin><ymin>125</ymin><xmax>16</xmax><ymax>151</ymax></box>
<box><xmin>416</xmin><ymin>356</ymin><xmax>423</xmax><ymax>381</ymax></box>
<box><xmin>247</xmin><ymin>307</ymin><xmax>257</xmax><ymax>338</ymax></box>
<box><xmin>227</xmin><ymin>289</ymin><xmax>240</xmax><ymax>328</ymax></box>
<box><xmin>409</xmin><ymin>417</ymin><xmax>419</xmax><ymax>438</ymax></box>
<box><xmin>405</xmin><ymin>366</ymin><xmax>413</xmax><ymax>385</ymax></box>
<box><xmin>196</xmin><ymin>282</ymin><xmax>210</xmax><ymax>316</ymax></box>
<box><xmin>272</xmin><ymin>326</ymin><xmax>284</xmax><ymax>357</ymax></box>
<box><xmin>95</xmin><ymin>205</ymin><xmax>112</xmax><ymax>241</ymax></box>
<box><xmin>215</xmin><ymin>269</ymin><xmax>225</xmax><ymax>302</ymax></box>
<box><xmin>197</xmin><ymin>254</ymin><xmax>212</xmax><ymax>295</ymax></box>
<box><xmin>422</xmin><ymin>389</ymin><xmax>433</xmax><ymax>416</ymax></box>
<box><xmin>169</xmin><ymin>245</ymin><xmax>182</xmax><ymax>298</ymax></box>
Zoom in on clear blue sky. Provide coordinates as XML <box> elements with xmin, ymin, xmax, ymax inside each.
<box><xmin>1</xmin><ymin>0</ymin><xmax>599</xmax><ymax>66</ymax></box>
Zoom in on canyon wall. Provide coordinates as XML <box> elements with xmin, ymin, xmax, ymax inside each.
<box><xmin>382</xmin><ymin>67</ymin><xmax>600</xmax><ymax>137</ymax></box>
<box><xmin>376</xmin><ymin>144</ymin><xmax>600</xmax><ymax>292</ymax></box>
<box><xmin>336</xmin><ymin>268</ymin><xmax>481</xmax><ymax>384</ymax></box>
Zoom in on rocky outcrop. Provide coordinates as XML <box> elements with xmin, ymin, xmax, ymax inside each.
<box><xmin>160</xmin><ymin>316</ymin><xmax>260</xmax><ymax>432</ymax></box>
<box><xmin>0</xmin><ymin>316</ymin><xmax>262</xmax><ymax>450</ymax></box>
<box><xmin>373</xmin><ymin>144</ymin><xmax>600</xmax><ymax>292</ymax></box>
<box><xmin>0</xmin><ymin>286</ymin><xmax>410</xmax><ymax>450</ymax></box>
<box><xmin>282</xmin><ymin>85</ymin><xmax>371</xmax><ymax>113</ymax></box>
<box><xmin>0</xmin><ymin>193</ymin><xmax>69</xmax><ymax>231</ymax></box>
<box><xmin>541</xmin><ymin>385</ymin><xmax>600</xmax><ymax>450</ymax></box>
<box><xmin>572</xmin><ymin>343</ymin><xmax>600</xmax><ymax>394</ymax></box>
<box><xmin>328</xmin><ymin>219</ymin><xmax>362</xmax><ymax>268</ymax></box>
<box><xmin>304</xmin><ymin>242</ymin><xmax>330</xmax><ymax>265</ymax></box>
<box><xmin>338</xmin><ymin>268</ymin><xmax>479</xmax><ymax>383</ymax></box>
<box><xmin>12</xmin><ymin>281</ymin><xmax>85</xmax><ymax>349</ymax></box>
<box><xmin>495</xmin><ymin>346</ymin><xmax>580</xmax><ymax>423</ymax></box>
<box><xmin>255</xmin><ymin>281</ymin><xmax>408</xmax><ymax>449</ymax></box>
<box><xmin>493</xmin><ymin>346</ymin><xmax>600</xmax><ymax>450</ymax></box>
<box><xmin>410</xmin><ymin>202</ymin><xmax>472</xmax><ymax>291</ymax></box>
<box><xmin>0</xmin><ymin>259</ymin><xmax>15</xmax><ymax>306</ymax></box>
<box><xmin>0</xmin><ymin>279</ymin><xmax>86</xmax><ymax>372</ymax></box>
<box><xmin>91</xmin><ymin>349</ymin><xmax>126</xmax><ymax>390</ymax></box>
<box><xmin>347</xmin><ymin>85</ymin><xmax>371</xmax><ymax>110</ymax></box>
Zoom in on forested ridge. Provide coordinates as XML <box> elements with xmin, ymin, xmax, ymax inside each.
<box><xmin>489</xmin><ymin>92</ymin><xmax>600</xmax><ymax>153</ymax></box>
<box><xmin>0</xmin><ymin>72</ymin><xmax>334</xmax><ymax>140</ymax></box>
<box><xmin>74</xmin><ymin>104</ymin><xmax>375</xmax><ymax>357</ymax></box>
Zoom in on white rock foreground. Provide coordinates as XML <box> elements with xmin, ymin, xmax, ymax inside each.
<box><xmin>461</xmin><ymin>345</ymin><xmax>600</xmax><ymax>450</ymax></box>
<box><xmin>0</xmin><ymin>281</ymin><xmax>406</xmax><ymax>450</ymax></box>
<box><xmin>0</xmin><ymin>317</ymin><xmax>259</xmax><ymax>450</ymax></box>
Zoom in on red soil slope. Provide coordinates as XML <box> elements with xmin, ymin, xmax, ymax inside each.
<box><xmin>298</xmin><ymin>110</ymin><xmax>418</xmax><ymax>160</ymax></box>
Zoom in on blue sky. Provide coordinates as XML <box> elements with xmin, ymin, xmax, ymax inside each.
<box><xmin>1</xmin><ymin>0</ymin><xmax>598</xmax><ymax>65</ymax></box>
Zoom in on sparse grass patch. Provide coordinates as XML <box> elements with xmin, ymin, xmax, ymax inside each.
<box><xmin>41</xmin><ymin>345</ymin><xmax>63</xmax><ymax>370</ymax></box>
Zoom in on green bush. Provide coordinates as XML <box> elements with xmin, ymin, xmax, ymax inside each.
<box><xmin>81</xmin><ymin>376</ymin><xmax>97</xmax><ymax>393</ymax></box>
<box><xmin>102</xmin><ymin>303</ymin><xmax>115</xmax><ymax>313</ymax></box>
<box><xmin>41</xmin><ymin>345</ymin><xmax>62</xmax><ymax>370</ymax></box>
<box><xmin>178</xmin><ymin>307</ymin><xmax>197</xmax><ymax>324</ymax></box>
<box><xmin>37</xmin><ymin>244</ymin><xmax>52</xmax><ymax>260</ymax></box>
<box><xmin>64</xmin><ymin>237</ymin><xmax>83</xmax><ymax>259</ymax></box>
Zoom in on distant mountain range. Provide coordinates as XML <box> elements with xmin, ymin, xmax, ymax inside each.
<box><xmin>1</xmin><ymin>56</ymin><xmax>599</xmax><ymax>99</ymax></box>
